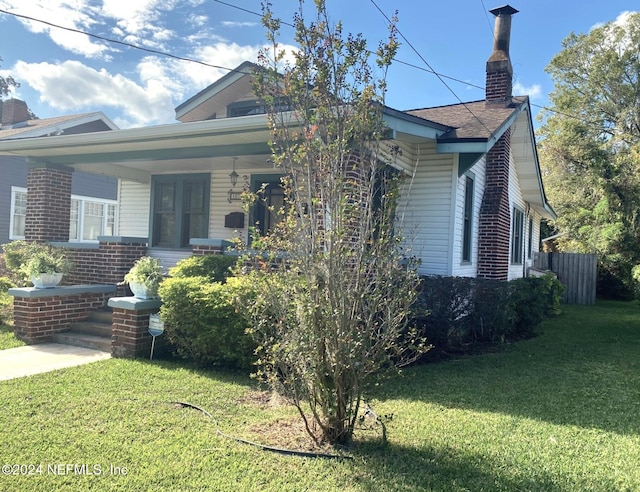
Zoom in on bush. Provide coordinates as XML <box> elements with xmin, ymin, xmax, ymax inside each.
<box><xmin>168</xmin><ymin>254</ymin><xmax>237</xmax><ymax>283</ymax></box>
<box><xmin>412</xmin><ymin>273</ymin><xmax>564</xmax><ymax>360</ymax></box>
<box><xmin>0</xmin><ymin>276</ymin><xmax>14</xmax><ymax>324</ymax></box>
<box><xmin>158</xmin><ymin>275</ymin><xmax>256</xmax><ymax>369</ymax></box>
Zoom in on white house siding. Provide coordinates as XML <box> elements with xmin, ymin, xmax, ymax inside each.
<box><xmin>399</xmin><ymin>142</ymin><xmax>456</xmax><ymax>276</ymax></box>
<box><xmin>117</xmin><ymin>180</ymin><xmax>150</xmax><ymax>237</ymax></box>
<box><xmin>208</xmin><ymin>166</ymin><xmax>279</xmax><ymax>243</ymax></box>
<box><xmin>508</xmin><ymin>155</ymin><xmax>527</xmax><ymax>280</ymax></box>
<box><xmin>451</xmin><ymin>157</ymin><xmax>487</xmax><ymax>278</ymax></box>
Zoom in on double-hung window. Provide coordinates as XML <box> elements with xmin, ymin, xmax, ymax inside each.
<box><xmin>462</xmin><ymin>175</ymin><xmax>474</xmax><ymax>262</ymax></box>
<box><xmin>151</xmin><ymin>174</ymin><xmax>210</xmax><ymax>248</ymax></box>
<box><xmin>511</xmin><ymin>207</ymin><xmax>524</xmax><ymax>264</ymax></box>
<box><xmin>10</xmin><ymin>186</ymin><xmax>117</xmax><ymax>241</ymax></box>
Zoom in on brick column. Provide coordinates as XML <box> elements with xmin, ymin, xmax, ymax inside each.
<box><xmin>108</xmin><ymin>297</ymin><xmax>162</xmax><ymax>358</ymax></box>
<box><xmin>477</xmin><ymin>131</ymin><xmax>511</xmax><ymax>281</ymax></box>
<box><xmin>25</xmin><ymin>163</ymin><xmax>72</xmax><ymax>242</ymax></box>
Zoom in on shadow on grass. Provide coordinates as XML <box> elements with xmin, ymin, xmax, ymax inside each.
<box><xmin>374</xmin><ymin>301</ymin><xmax>640</xmax><ymax>436</ymax></box>
<box><xmin>350</xmin><ymin>441</ymin><xmax>562</xmax><ymax>492</ymax></box>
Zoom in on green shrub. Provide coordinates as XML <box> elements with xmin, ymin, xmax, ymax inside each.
<box><xmin>2</xmin><ymin>241</ymin><xmax>73</xmax><ymax>285</ymax></box>
<box><xmin>158</xmin><ymin>275</ymin><xmax>256</xmax><ymax>369</ymax></box>
<box><xmin>412</xmin><ymin>274</ymin><xmax>564</xmax><ymax>360</ymax></box>
<box><xmin>168</xmin><ymin>254</ymin><xmax>237</xmax><ymax>282</ymax></box>
<box><xmin>0</xmin><ymin>276</ymin><xmax>14</xmax><ymax>324</ymax></box>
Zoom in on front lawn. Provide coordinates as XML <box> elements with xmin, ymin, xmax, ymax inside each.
<box><xmin>0</xmin><ymin>301</ymin><xmax>639</xmax><ymax>491</ymax></box>
<box><xmin>0</xmin><ymin>322</ymin><xmax>24</xmax><ymax>350</ymax></box>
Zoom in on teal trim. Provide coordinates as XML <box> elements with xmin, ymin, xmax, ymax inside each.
<box><xmin>9</xmin><ymin>284</ymin><xmax>116</xmax><ymax>299</ymax></box>
<box><xmin>108</xmin><ymin>296</ymin><xmax>162</xmax><ymax>311</ymax></box>
<box><xmin>458</xmin><ymin>153</ymin><xmax>484</xmax><ymax>177</ymax></box>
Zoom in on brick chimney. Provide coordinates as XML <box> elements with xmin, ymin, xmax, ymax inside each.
<box><xmin>477</xmin><ymin>5</ymin><xmax>518</xmax><ymax>281</ymax></box>
<box><xmin>1</xmin><ymin>98</ymin><xmax>30</xmax><ymax>126</ymax></box>
<box><xmin>485</xmin><ymin>5</ymin><xmax>518</xmax><ymax>107</ymax></box>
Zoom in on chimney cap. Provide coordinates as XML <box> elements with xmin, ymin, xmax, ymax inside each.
<box><xmin>489</xmin><ymin>5</ymin><xmax>519</xmax><ymax>16</ymax></box>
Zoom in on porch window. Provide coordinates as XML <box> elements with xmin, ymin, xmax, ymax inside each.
<box><xmin>462</xmin><ymin>175</ymin><xmax>474</xmax><ymax>262</ymax></box>
<box><xmin>511</xmin><ymin>207</ymin><xmax>524</xmax><ymax>264</ymax></box>
<box><xmin>10</xmin><ymin>187</ymin><xmax>117</xmax><ymax>242</ymax></box>
<box><xmin>151</xmin><ymin>174</ymin><xmax>210</xmax><ymax>248</ymax></box>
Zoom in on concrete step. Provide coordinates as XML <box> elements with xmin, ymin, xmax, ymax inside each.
<box><xmin>87</xmin><ymin>309</ymin><xmax>113</xmax><ymax>325</ymax></box>
<box><xmin>67</xmin><ymin>320</ymin><xmax>112</xmax><ymax>338</ymax></box>
<box><xmin>51</xmin><ymin>332</ymin><xmax>111</xmax><ymax>352</ymax></box>
<box><xmin>52</xmin><ymin>308</ymin><xmax>113</xmax><ymax>352</ymax></box>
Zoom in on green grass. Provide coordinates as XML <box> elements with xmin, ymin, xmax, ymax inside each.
<box><xmin>0</xmin><ymin>322</ymin><xmax>24</xmax><ymax>349</ymax></box>
<box><xmin>1</xmin><ymin>301</ymin><xmax>639</xmax><ymax>491</ymax></box>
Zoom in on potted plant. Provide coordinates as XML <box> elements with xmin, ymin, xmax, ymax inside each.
<box><xmin>124</xmin><ymin>256</ymin><xmax>164</xmax><ymax>299</ymax></box>
<box><xmin>18</xmin><ymin>244</ymin><xmax>73</xmax><ymax>289</ymax></box>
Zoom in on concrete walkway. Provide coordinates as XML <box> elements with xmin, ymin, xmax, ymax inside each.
<box><xmin>0</xmin><ymin>343</ymin><xmax>111</xmax><ymax>381</ymax></box>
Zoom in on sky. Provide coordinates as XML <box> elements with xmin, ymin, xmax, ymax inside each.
<box><xmin>0</xmin><ymin>0</ymin><xmax>637</xmax><ymax>129</ymax></box>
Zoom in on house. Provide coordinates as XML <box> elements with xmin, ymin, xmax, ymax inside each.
<box><xmin>0</xmin><ymin>4</ymin><xmax>555</xmax><ymax>354</ymax></box>
<box><xmin>0</xmin><ymin>99</ymin><xmax>119</xmax><ymax>246</ymax></box>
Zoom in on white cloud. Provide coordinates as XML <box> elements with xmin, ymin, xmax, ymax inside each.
<box><xmin>11</xmin><ymin>59</ymin><xmax>176</xmax><ymax>127</ymax></box>
<box><xmin>221</xmin><ymin>21</ymin><xmax>259</xmax><ymax>28</ymax></box>
<box><xmin>0</xmin><ymin>0</ymin><xmax>111</xmax><ymax>57</ymax></box>
<box><xmin>513</xmin><ymin>81</ymin><xmax>542</xmax><ymax>100</ymax></box>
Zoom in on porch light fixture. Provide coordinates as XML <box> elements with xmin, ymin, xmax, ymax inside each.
<box><xmin>229</xmin><ymin>157</ymin><xmax>239</xmax><ymax>187</ymax></box>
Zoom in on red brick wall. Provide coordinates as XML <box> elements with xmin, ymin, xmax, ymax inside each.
<box><xmin>111</xmin><ymin>307</ymin><xmax>155</xmax><ymax>358</ymax></box>
<box><xmin>477</xmin><ymin>130</ymin><xmax>512</xmax><ymax>281</ymax></box>
<box><xmin>12</xmin><ymin>291</ymin><xmax>111</xmax><ymax>344</ymax></box>
<box><xmin>485</xmin><ymin>69</ymin><xmax>512</xmax><ymax>106</ymax></box>
<box><xmin>64</xmin><ymin>241</ymin><xmax>147</xmax><ymax>291</ymax></box>
<box><xmin>25</xmin><ymin>166</ymin><xmax>72</xmax><ymax>242</ymax></box>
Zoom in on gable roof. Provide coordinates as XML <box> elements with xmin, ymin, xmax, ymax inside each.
<box><xmin>175</xmin><ymin>61</ymin><xmax>260</xmax><ymax>123</ymax></box>
<box><xmin>0</xmin><ymin>112</ymin><xmax>118</xmax><ymax>140</ymax></box>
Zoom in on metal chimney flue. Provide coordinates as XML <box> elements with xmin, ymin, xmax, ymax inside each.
<box><xmin>486</xmin><ymin>5</ymin><xmax>518</xmax><ymax>107</ymax></box>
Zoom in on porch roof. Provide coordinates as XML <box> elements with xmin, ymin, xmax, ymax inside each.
<box><xmin>0</xmin><ymin>108</ymin><xmax>447</xmax><ymax>183</ymax></box>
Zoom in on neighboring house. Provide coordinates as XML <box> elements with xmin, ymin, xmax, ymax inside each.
<box><xmin>0</xmin><ymin>4</ymin><xmax>554</xmax><ymax>282</ymax></box>
<box><xmin>0</xmin><ymin>99</ymin><xmax>119</xmax><ymax>245</ymax></box>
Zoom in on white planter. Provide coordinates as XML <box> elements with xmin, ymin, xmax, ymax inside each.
<box><xmin>31</xmin><ymin>272</ymin><xmax>63</xmax><ymax>289</ymax></box>
<box><xmin>129</xmin><ymin>281</ymin><xmax>159</xmax><ymax>299</ymax></box>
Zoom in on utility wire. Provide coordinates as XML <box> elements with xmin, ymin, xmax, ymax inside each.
<box><xmin>0</xmin><ymin>4</ymin><xmax>590</xmax><ymax>127</ymax></box>
<box><xmin>368</xmin><ymin>0</ymin><xmax>493</xmax><ymax>134</ymax></box>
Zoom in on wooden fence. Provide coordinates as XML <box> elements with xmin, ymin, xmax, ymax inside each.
<box><xmin>532</xmin><ymin>252</ymin><xmax>597</xmax><ymax>305</ymax></box>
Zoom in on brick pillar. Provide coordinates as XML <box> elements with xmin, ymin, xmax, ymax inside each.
<box><xmin>25</xmin><ymin>164</ymin><xmax>72</xmax><ymax>242</ymax></box>
<box><xmin>477</xmin><ymin>131</ymin><xmax>511</xmax><ymax>281</ymax></box>
<box><xmin>108</xmin><ymin>297</ymin><xmax>162</xmax><ymax>358</ymax></box>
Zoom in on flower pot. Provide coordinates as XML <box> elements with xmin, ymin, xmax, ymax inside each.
<box><xmin>31</xmin><ymin>272</ymin><xmax>63</xmax><ymax>289</ymax></box>
<box><xmin>129</xmin><ymin>282</ymin><xmax>159</xmax><ymax>299</ymax></box>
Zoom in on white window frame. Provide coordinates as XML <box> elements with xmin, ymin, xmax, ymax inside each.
<box><xmin>10</xmin><ymin>187</ymin><xmax>118</xmax><ymax>242</ymax></box>
<box><xmin>9</xmin><ymin>186</ymin><xmax>27</xmax><ymax>240</ymax></box>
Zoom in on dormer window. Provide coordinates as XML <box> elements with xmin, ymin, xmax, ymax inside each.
<box><xmin>227</xmin><ymin>98</ymin><xmax>291</xmax><ymax>118</ymax></box>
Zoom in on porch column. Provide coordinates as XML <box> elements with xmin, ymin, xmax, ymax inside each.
<box><xmin>25</xmin><ymin>162</ymin><xmax>72</xmax><ymax>242</ymax></box>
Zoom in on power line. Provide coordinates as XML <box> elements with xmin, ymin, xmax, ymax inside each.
<box><xmin>0</xmin><ymin>8</ymin><xmax>249</xmax><ymax>77</ymax></box>
<box><xmin>0</xmin><ymin>4</ymin><xmax>589</xmax><ymax>128</ymax></box>
<box><xmin>368</xmin><ymin>0</ymin><xmax>493</xmax><ymax>134</ymax></box>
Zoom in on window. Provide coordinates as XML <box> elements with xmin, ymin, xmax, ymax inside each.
<box><xmin>151</xmin><ymin>174</ymin><xmax>210</xmax><ymax>248</ymax></box>
<box><xmin>527</xmin><ymin>217</ymin><xmax>534</xmax><ymax>260</ymax></box>
<box><xmin>511</xmin><ymin>207</ymin><xmax>524</xmax><ymax>264</ymax></box>
<box><xmin>10</xmin><ymin>187</ymin><xmax>27</xmax><ymax>239</ymax></box>
<box><xmin>10</xmin><ymin>187</ymin><xmax>117</xmax><ymax>241</ymax></box>
<box><xmin>462</xmin><ymin>176</ymin><xmax>474</xmax><ymax>262</ymax></box>
<box><xmin>227</xmin><ymin>98</ymin><xmax>291</xmax><ymax>118</ymax></box>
